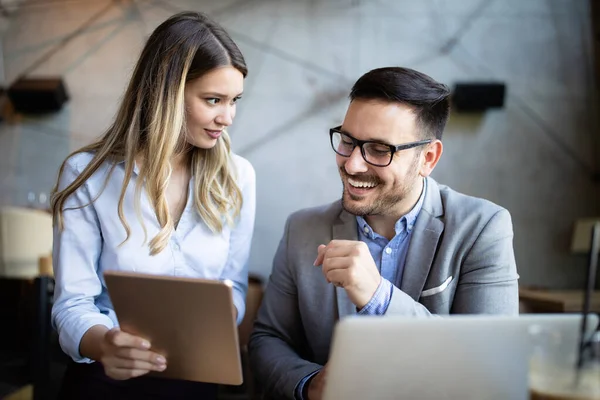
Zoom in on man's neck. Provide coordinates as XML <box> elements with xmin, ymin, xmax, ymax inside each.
<box><xmin>365</xmin><ymin>177</ymin><xmax>424</xmax><ymax>240</ymax></box>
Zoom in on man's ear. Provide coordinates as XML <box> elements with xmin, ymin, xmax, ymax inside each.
<box><xmin>419</xmin><ymin>140</ymin><xmax>443</xmax><ymax>177</ymax></box>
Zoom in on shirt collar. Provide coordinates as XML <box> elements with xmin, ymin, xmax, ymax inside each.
<box><xmin>116</xmin><ymin>158</ymin><xmax>141</xmax><ymax>176</ymax></box>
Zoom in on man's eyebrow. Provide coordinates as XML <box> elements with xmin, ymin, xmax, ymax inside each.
<box><xmin>339</xmin><ymin>127</ymin><xmax>394</xmax><ymax>146</ymax></box>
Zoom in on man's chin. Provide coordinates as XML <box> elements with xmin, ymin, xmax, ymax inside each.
<box><xmin>341</xmin><ymin>192</ymin><xmax>371</xmax><ymax>216</ymax></box>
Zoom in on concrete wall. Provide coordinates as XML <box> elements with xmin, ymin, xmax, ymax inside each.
<box><xmin>1</xmin><ymin>0</ymin><xmax>598</xmax><ymax>289</ymax></box>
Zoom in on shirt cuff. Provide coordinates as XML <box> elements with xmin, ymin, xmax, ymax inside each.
<box><xmin>57</xmin><ymin>313</ymin><xmax>115</xmax><ymax>363</ymax></box>
<box><xmin>232</xmin><ymin>290</ymin><xmax>246</xmax><ymax>325</ymax></box>
<box><xmin>294</xmin><ymin>369</ymin><xmax>321</xmax><ymax>400</ymax></box>
<box><xmin>357</xmin><ymin>278</ymin><xmax>393</xmax><ymax>315</ymax></box>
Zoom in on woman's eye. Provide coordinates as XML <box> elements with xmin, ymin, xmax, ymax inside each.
<box><xmin>206</xmin><ymin>98</ymin><xmax>220</xmax><ymax>105</ymax></box>
<box><xmin>232</xmin><ymin>96</ymin><xmax>242</xmax><ymax>104</ymax></box>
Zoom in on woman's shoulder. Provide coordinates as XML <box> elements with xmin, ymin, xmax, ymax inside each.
<box><xmin>63</xmin><ymin>151</ymin><xmax>96</xmax><ymax>172</ymax></box>
<box><xmin>230</xmin><ymin>153</ymin><xmax>255</xmax><ymax>186</ymax></box>
<box><xmin>61</xmin><ymin>152</ymin><xmax>119</xmax><ymax>185</ymax></box>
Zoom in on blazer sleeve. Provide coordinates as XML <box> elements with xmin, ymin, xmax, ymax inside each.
<box><xmin>248</xmin><ymin>216</ymin><xmax>322</xmax><ymax>400</ymax></box>
<box><xmin>450</xmin><ymin>209</ymin><xmax>519</xmax><ymax>314</ymax></box>
<box><xmin>386</xmin><ymin>209</ymin><xmax>519</xmax><ymax>316</ymax></box>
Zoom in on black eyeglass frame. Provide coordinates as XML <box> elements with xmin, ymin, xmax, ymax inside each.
<box><xmin>329</xmin><ymin>125</ymin><xmax>432</xmax><ymax>167</ymax></box>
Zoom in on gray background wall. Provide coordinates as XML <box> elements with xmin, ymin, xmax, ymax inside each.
<box><xmin>1</xmin><ymin>0</ymin><xmax>598</xmax><ymax>289</ymax></box>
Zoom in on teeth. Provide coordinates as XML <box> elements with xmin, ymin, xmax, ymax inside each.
<box><xmin>348</xmin><ymin>178</ymin><xmax>377</xmax><ymax>188</ymax></box>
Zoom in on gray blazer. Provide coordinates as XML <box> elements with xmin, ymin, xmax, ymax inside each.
<box><xmin>248</xmin><ymin>177</ymin><xmax>519</xmax><ymax>399</ymax></box>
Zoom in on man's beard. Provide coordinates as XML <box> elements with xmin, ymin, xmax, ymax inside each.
<box><xmin>340</xmin><ymin>158</ymin><xmax>420</xmax><ymax>217</ymax></box>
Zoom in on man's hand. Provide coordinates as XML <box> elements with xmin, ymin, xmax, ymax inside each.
<box><xmin>306</xmin><ymin>364</ymin><xmax>329</xmax><ymax>400</ymax></box>
<box><xmin>314</xmin><ymin>240</ymin><xmax>381</xmax><ymax>309</ymax></box>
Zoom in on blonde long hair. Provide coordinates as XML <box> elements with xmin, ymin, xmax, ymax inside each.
<box><xmin>51</xmin><ymin>12</ymin><xmax>247</xmax><ymax>255</ymax></box>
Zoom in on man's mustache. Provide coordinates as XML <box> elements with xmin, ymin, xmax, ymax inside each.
<box><xmin>339</xmin><ymin>168</ymin><xmax>381</xmax><ymax>185</ymax></box>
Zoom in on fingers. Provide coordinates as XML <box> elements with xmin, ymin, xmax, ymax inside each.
<box><xmin>314</xmin><ymin>240</ymin><xmax>367</xmax><ymax>267</ymax></box>
<box><xmin>313</xmin><ymin>244</ymin><xmax>327</xmax><ymax>266</ymax></box>
<box><xmin>107</xmin><ymin>328</ymin><xmax>150</xmax><ymax>350</ymax></box>
<box><xmin>317</xmin><ymin>362</ymin><xmax>329</xmax><ymax>382</ymax></box>
<box><xmin>321</xmin><ymin>256</ymin><xmax>350</xmax><ymax>276</ymax></box>
<box><xmin>102</xmin><ymin>347</ymin><xmax>166</xmax><ymax>380</ymax></box>
<box><xmin>324</xmin><ymin>269</ymin><xmax>346</xmax><ymax>288</ymax></box>
<box><xmin>105</xmin><ymin>366</ymin><xmax>152</xmax><ymax>380</ymax></box>
<box><xmin>320</xmin><ymin>365</ymin><xmax>329</xmax><ymax>385</ymax></box>
<box><xmin>314</xmin><ymin>242</ymin><xmax>353</xmax><ymax>266</ymax></box>
<box><xmin>110</xmin><ymin>356</ymin><xmax>164</xmax><ymax>372</ymax></box>
<box><xmin>324</xmin><ymin>239</ymin><xmax>362</xmax><ymax>248</ymax></box>
<box><xmin>102</xmin><ymin>328</ymin><xmax>167</xmax><ymax>380</ymax></box>
<box><xmin>115</xmin><ymin>347</ymin><xmax>166</xmax><ymax>367</ymax></box>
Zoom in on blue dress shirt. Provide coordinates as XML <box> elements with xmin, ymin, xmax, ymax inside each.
<box><xmin>295</xmin><ymin>180</ymin><xmax>426</xmax><ymax>398</ymax></box>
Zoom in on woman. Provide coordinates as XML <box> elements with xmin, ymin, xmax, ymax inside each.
<box><xmin>50</xmin><ymin>11</ymin><xmax>255</xmax><ymax>399</ymax></box>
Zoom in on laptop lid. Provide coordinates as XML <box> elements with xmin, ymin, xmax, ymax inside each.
<box><xmin>323</xmin><ymin>314</ymin><xmax>598</xmax><ymax>400</ymax></box>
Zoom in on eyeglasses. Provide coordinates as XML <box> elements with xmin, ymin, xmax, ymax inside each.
<box><xmin>329</xmin><ymin>126</ymin><xmax>432</xmax><ymax>167</ymax></box>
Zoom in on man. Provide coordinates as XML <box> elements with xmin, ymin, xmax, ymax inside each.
<box><xmin>248</xmin><ymin>67</ymin><xmax>519</xmax><ymax>400</ymax></box>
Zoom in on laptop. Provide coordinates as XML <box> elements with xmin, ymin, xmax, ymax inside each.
<box><xmin>323</xmin><ymin>314</ymin><xmax>599</xmax><ymax>400</ymax></box>
<box><xmin>103</xmin><ymin>270</ymin><xmax>243</xmax><ymax>385</ymax></box>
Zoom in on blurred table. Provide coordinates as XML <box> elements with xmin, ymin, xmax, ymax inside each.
<box><xmin>519</xmin><ymin>287</ymin><xmax>600</xmax><ymax>313</ymax></box>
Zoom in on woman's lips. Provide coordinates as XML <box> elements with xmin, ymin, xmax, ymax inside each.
<box><xmin>204</xmin><ymin>129</ymin><xmax>222</xmax><ymax>139</ymax></box>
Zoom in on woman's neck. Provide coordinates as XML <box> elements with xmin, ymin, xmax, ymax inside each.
<box><xmin>171</xmin><ymin>151</ymin><xmax>191</xmax><ymax>174</ymax></box>
<box><xmin>135</xmin><ymin>148</ymin><xmax>192</xmax><ymax>176</ymax></box>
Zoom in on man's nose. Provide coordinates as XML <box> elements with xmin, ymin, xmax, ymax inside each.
<box><xmin>343</xmin><ymin>146</ymin><xmax>369</xmax><ymax>174</ymax></box>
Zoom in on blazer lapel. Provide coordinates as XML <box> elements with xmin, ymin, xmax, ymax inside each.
<box><xmin>332</xmin><ymin>205</ymin><xmax>359</xmax><ymax>318</ymax></box>
<box><xmin>400</xmin><ymin>178</ymin><xmax>445</xmax><ymax>301</ymax></box>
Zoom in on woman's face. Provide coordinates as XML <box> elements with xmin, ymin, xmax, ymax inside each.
<box><xmin>184</xmin><ymin>66</ymin><xmax>244</xmax><ymax>149</ymax></box>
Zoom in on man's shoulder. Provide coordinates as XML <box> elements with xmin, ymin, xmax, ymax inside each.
<box><xmin>286</xmin><ymin>200</ymin><xmax>343</xmax><ymax>229</ymax></box>
<box><xmin>432</xmin><ymin>180</ymin><xmax>513</xmax><ymax>237</ymax></box>
<box><xmin>436</xmin><ymin>181</ymin><xmax>508</xmax><ymax>220</ymax></box>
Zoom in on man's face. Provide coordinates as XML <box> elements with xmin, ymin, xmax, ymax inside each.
<box><xmin>336</xmin><ymin>99</ymin><xmax>426</xmax><ymax>217</ymax></box>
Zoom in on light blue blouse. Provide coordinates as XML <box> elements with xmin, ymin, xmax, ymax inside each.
<box><xmin>51</xmin><ymin>151</ymin><xmax>256</xmax><ymax>362</ymax></box>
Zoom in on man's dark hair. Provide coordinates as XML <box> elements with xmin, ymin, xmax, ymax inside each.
<box><xmin>350</xmin><ymin>67</ymin><xmax>450</xmax><ymax>140</ymax></box>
